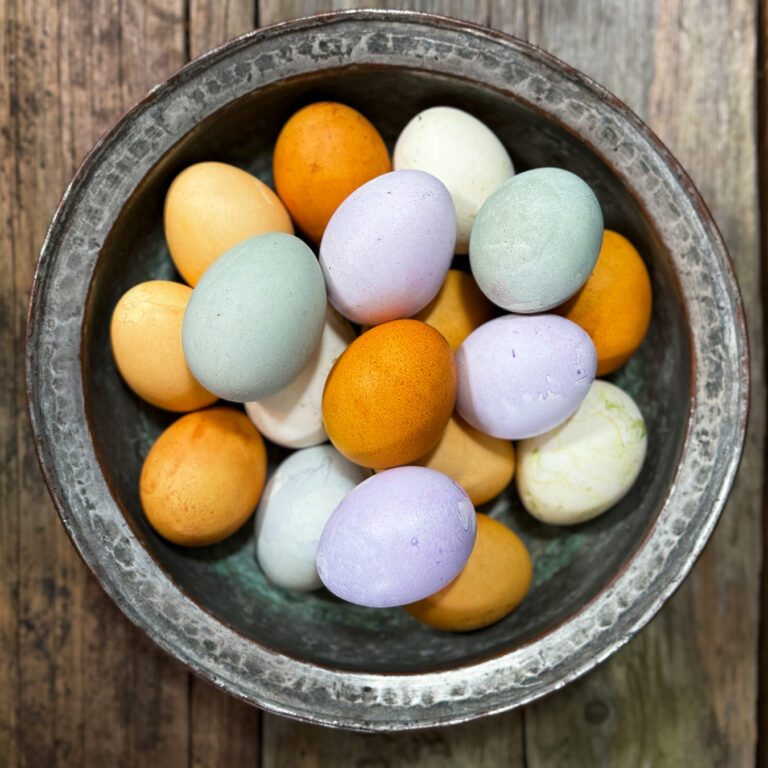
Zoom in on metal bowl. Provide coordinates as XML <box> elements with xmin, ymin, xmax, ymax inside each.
<box><xmin>26</xmin><ymin>10</ymin><xmax>748</xmax><ymax>730</ymax></box>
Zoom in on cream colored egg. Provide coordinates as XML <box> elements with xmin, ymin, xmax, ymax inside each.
<box><xmin>516</xmin><ymin>380</ymin><xmax>647</xmax><ymax>525</ymax></box>
<box><xmin>164</xmin><ymin>161</ymin><xmax>294</xmax><ymax>286</ymax></box>
<box><xmin>245</xmin><ymin>305</ymin><xmax>355</xmax><ymax>448</ymax></box>
<box><xmin>110</xmin><ymin>280</ymin><xmax>217</xmax><ymax>412</ymax></box>
<box><xmin>393</xmin><ymin>106</ymin><xmax>514</xmax><ymax>253</ymax></box>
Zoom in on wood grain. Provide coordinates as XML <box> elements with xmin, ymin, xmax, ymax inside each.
<box><xmin>189</xmin><ymin>0</ymin><xmax>256</xmax><ymax>60</ymax></box>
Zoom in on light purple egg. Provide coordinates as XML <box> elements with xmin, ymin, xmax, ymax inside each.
<box><xmin>455</xmin><ymin>314</ymin><xmax>597</xmax><ymax>440</ymax></box>
<box><xmin>316</xmin><ymin>466</ymin><xmax>476</xmax><ymax>608</ymax></box>
<box><xmin>319</xmin><ymin>170</ymin><xmax>456</xmax><ymax>325</ymax></box>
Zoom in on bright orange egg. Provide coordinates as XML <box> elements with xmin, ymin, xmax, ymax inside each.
<box><xmin>322</xmin><ymin>319</ymin><xmax>456</xmax><ymax>469</ymax></box>
<box><xmin>139</xmin><ymin>407</ymin><xmax>267</xmax><ymax>546</ymax></box>
<box><xmin>405</xmin><ymin>514</ymin><xmax>532</xmax><ymax>631</ymax></box>
<box><xmin>555</xmin><ymin>230</ymin><xmax>652</xmax><ymax>375</ymax></box>
<box><xmin>273</xmin><ymin>102</ymin><xmax>390</xmax><ymax>243</ymax></box>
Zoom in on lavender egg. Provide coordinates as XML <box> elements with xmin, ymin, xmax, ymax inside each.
<box><xmin>455</xmin><ymin>314</ymin><xmax>597</xmax><ymax>440</ymax></box>
<box><xmin>316</xmin><ymin>467</ymin><xmax>476</xmax><ymax>608</ymax></box>
<box><xmin>319</xmin><ymin>170</ymin><xmax>456</xmax><ymax>325</ymax></box>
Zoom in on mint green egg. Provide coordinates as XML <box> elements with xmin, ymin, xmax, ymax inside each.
<box><xmin>469</xmin><ymin>167</ymin><xmax>603</xmax><ymax>313</ymax></box>
<box><xmin>182</xmin><ymin>232</ymin><xmax>326</xmax><ymax>402</ymax></box>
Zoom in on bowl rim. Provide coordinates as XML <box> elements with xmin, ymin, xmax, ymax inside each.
<box><xmin>26</xmin><ymin>8</ymin><xmax>749</xmax><ymax>731</ymax></box>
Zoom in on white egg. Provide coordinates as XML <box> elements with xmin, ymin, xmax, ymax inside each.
<box><xmin>245</xmin><ymin>305</ymin><xmax>355</xmax><ymax>448</ymax></box>
<box><xmin>393</xmin><ymin>106</ymin><xmax>514</xmax><ymax>254</ymax></box>
<box><xmin>516</xmin><ymin>380</ymin><xmax>647</xmax><ymax>525</ymax></box>
<box><xmin>256</xmin><ymin>444</ymin><xmax>371</xmax><ymax>591</ymax></box>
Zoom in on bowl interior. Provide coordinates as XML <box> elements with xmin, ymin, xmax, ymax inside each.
<box><xmin>83</xmin><ymin>67</ymin><xmax>690</xmax><ymax>673</ymax></box>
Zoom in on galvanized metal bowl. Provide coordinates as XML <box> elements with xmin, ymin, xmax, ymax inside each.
<box><xmin>26</xmin><ymin>10</ymin><xmax>748</xmax><ymax>730</ymax></box>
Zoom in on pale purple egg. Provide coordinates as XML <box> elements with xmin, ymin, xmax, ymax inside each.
<box><xmin>319</xmin><ymin>170</ymin><xmax>456</xmax><ymax>325</ymax></box>
<box><xmin>455</xmin><ymin>314</ymin><xmax>597</xmax><ymax>440</ymax></box>
<box><xmin>316</xmin><ymin>466</ymin><xmax>476</xmax><ymax>608</ymax></box>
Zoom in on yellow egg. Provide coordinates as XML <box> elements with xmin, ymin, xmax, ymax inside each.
<box><xmin>140</xmin><ymin>407</ymin><xmax>267</xmax><ymax>546</ymax></box>
<box><xmin>411</xmin><ymin>269</ymin><xmax>495</xmax><ymax>350</ymax></box>
<box><xmin>164</xmin><ymin>161</ymin><xmax>294</xmax><ymax>286</ymax></box>
<box><xmin>405</xmin><ymin>514</ymin><xmax>532</xmax><ymax>632</ymax></box>
<box><xmin>411</xmin><ymin>413</ymin><xmax>515</xmax><ymax>505</ymax></box>
<box><xmin>110</xmin><ymin>280</ymin><xmax>217</xmax><ymax>412</ymax></box>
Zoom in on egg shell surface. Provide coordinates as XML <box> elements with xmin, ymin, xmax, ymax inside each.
<box><xmin>455</xmin><ymin>314</ymin><xmax>597</xmax><ymax>440</ymax></box>
<box><xmin>393</xmin><ymin>106</ymin><xmax>514</xmax><ymax>254</ymax></box>
<box><xmin>319</xmin><ymin>170</ymin><xmax>456</xmax><ymax>325</ymax></box>
<box><xmin>256</xmin><ymin>445</ymin><xmax>371</xmax><ymax>592</ymax></box>
<box><xmin>555</xmin><ymin>230</ymin><xmax>653</xmax><ymax>375</ymax></box>
<box><xmin>469</xmin><ymin>167</ymin><xmax>603</xmax><ymax>313</ymax></box>
<box><xmin>164</xmin><ymin>161</ymin><xmax>293</xmax><ymax>286</ymax></box>
<box><xmin>139</xmin><ymin>406</ymin><xmax>267</xmax><ymax>546</ymax></box>
<box><xmin>110</xmin><ymin>280</ymin><xmax>218</xmax><ymax>412</ymax></box>
<box><xmin>410</xmin><ymin>413</ymin><xmax>515</xmax><ymax>506</ymax></box>
<box><xmin>405</xmin><ymin>514</ymin><xmax>532</xmax><ymax>631</ymax></box>
<box><xmin>322</xmin><ymin>319</ymin><xmax>457</xmax><ymax>469</ymax></box>
<box><xmin>410</xmin><ymin>269</ymin><xmax>495</xmax><ymax>351</ymax></box>
<box><xmin>516</xmin><ymin>380</ymin><xmax>647</xmax><ymax>525</ymax></box>
<box><xmin>245</xmin><ymin>305</ymin><xmax>355</xmax><ymax>448</ymax></box>
<box><xmin>316</xmin><ymin>466</ymin><xmax>477</xmax><ymax>608</ymax></box>
<box><xmin>273</xmin><ymin>102</ymin><xmax>390</xmax><ymax>243</ymax></box>
<box><xmin>182</xmin><ymin>232</ymin><xmax>326</xmax><ymax>402</ymax></box>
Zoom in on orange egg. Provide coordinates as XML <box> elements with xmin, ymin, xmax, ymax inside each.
<box><xmin>555</xmin><ymin>230</ymin><xmax>652</xmax><ymax>376</ymax></box>
<box><xmin>273</xmin><ymin>102</ymin><xmax>390</xmax><ymax>243</ymax></box>
<box><xmin>412</xmin><ymin>413</ymin><xmax>515</xmax><ymax>505</ymax></box>
<box><xmin>405</xmin><ymin>514</ymin><xmax>532</xmax><ymax>631</ymax></box>
<box><xmin>322</xmin><ymin>319</ymin><xmax>456</xmax><ymax>469</ymax></box>
<box><xmin>164</xmin><ymin>161</ymin><xmax>293</xmax><ymax>286</ymax></box>
<box><xmin>110</xmin><ymin>281</ymin><xmax>217</xmax><ymax>412</ymax></box>
<box><xmin>411</xmin><ymin>269</ymin><xmax>495</xmax><ymax>350</ymax></box>
<box><xmin>140</xmin><ymin>407</ymin><xmax>267</xmax><ymax>546</ymax></box>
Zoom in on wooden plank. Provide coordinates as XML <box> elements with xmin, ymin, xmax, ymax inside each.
<box><xmin>490</xmin><ymin>1</ymin><xmax>763</xmax><ymax>766</ymax></box>
<box><xmin>189</xmin><ymin>0</ymin><xmax>256</xmax><ymax>60</ymax></box>
<box><xmin>7</xmin><ymin>1</ymin><xmax>190</xmax><ymax>766</ymax></box>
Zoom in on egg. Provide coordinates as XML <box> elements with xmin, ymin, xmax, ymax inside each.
<box><xmin>110</xmin><ymin>281</ymin><xmax>217</xmax><ymax>412</ymax></box>
<box><xmin>455</xmin><ymin>314</ymin><xmax>597</xmax><ymax>440</ymax></box>
<box><xmin>319</xmin><ymin>170</ymin><xmax>456</xmax><ymax>325</ymax></box>
<box><xmin>164</xmin><ymin>161</ymin><xmax>293</xmax><ymax>286</ymax></box>
<box><xmin>555</xmin><ymin>230</ymin><xmax>653</xmax><ymax>375</ymax></box>
<box><xmin>516</xmin><ymin>380</ymin><xmax>647</xmax><ymax>525</ymax></box>
<box><xmin>322</xmin><ymin>319</ymin><xmax>457</xmax><ymax>469</ymax></box>
<box><xmin>469</xmin><ymin>167</ymin><xmax>603</xmax><ymax>313</ymax></box>
<box><xmin>273</xmin><ymin>101</ymin><xmax>390</xmax><ymax>243</ymax></box>
<box><xmin>316</xmin><ymin>466</ymin><xmax>477</xmax><ymax>608</ymax></box>
<box><xmin>256</xmin><ymin>445</ymin><xmax>371</xmax><ymax>592</ymax></box>
<box><xmin>404</xmin><ymin>514</ymin><xmax>532</xmax><ymax>631</ymax></box>
<box><xmin>245</xmin><ymin>305</ymin><xmax>355</xmax><ymax>448</ymax></box>
<box><xmin>410</xmin><ymin>269</ymin><xmax>495</xmax><ymax>350</ymax></box>
<box><xmin>411</xmin><ymin>414</ymin><xmax>515</xmax><ymax>506</ymax></box>
<box><xmin>182</xmin><ymin>232</ymin><xmax>326</xmax><ymax>402</ymax></box>
<box><xmin>393</xmin><ymin>106</ymin><xmax>514</xmax><ymax>253</ymax></box>
<box><xmin>139</xmin><ymin>407</ymin><xmax>267</xmax><ymax>546</ymax></box>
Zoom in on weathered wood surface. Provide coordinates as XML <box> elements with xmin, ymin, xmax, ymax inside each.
<box><xmin>0</xmin><ymin>1</ymin><xmax>762</xmax><ymax>766</ymax></box>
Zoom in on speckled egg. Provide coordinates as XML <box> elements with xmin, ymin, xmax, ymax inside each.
<box><xmin>470</xmin><ymin>167</ymin><xmax>603</xmax><ymax>313</ymax></box>
<box><xmin>182</xmin><ymin>232</ymin><xmax>326</xmax><ymax>402</ymax></box>
<box><xmin>316</xmin><ymin>466</ymin><xmax>477</xmax><ymax>608</ymax></box>
<box><xmin>319</xmin><ymin>170</ymin><xmax>456</xmax><ymax>325</ymax></box>
<box><xmin>110</xmin><ymin>280</ymin><xmax>217</xmax><ymax>412</ymax></box>
<box><xmin>164</xmin><ymin>161</ymin><xmax>293</xmax><ymax>286</ymax></box>
<box><xmin>256</xmin><ymin>445</ymin><xmax>371</xmax><ymax>592</ymax></box>
<box><xmin>322</xmin><ymin>319</ymin><xmax>457</xmax><ymax>469</ymax></box>
<box><xmin>516</xmin><ymin>380</ymin><xmax>647</xmax><ymax>525</ymax></box>
<box><xmin>405</xmin><ymin>514</ymin><xmax>532</xmax><ymax>631</ymax></box>
<box><xmin>393</xmin><ymin>106</ymin><xmax>514</xmax><ymax>253</ymax></box>
<box><xmin>245</xmin><ymin>305</ymin><xmax>355</xmax><ymax>448</ymax></box>
<box><xmin>455</xmin><ymin>314</ymin><xmax>597</xmax><ymax>440</ymax></box>
<box><xmin>139</xmin><ymin>406</ymin><xmax>267</xmax><ymax>546</ymax></box>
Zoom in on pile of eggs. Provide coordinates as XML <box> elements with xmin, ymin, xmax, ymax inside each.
<box><xmin>110</xmin><ymin>102</ymin><xmax>652</xmax><ymax>633</ymax></box>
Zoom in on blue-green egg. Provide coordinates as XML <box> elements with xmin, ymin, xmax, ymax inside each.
<box><xmin>469</xmin><ymin>167</ymin><xmax>603</xmax><ymax>313</ymax></box>
<box><xmin>182</xmin><ymin>232</ymin><xmax>326</xmax><ymax>402</ymax></box>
